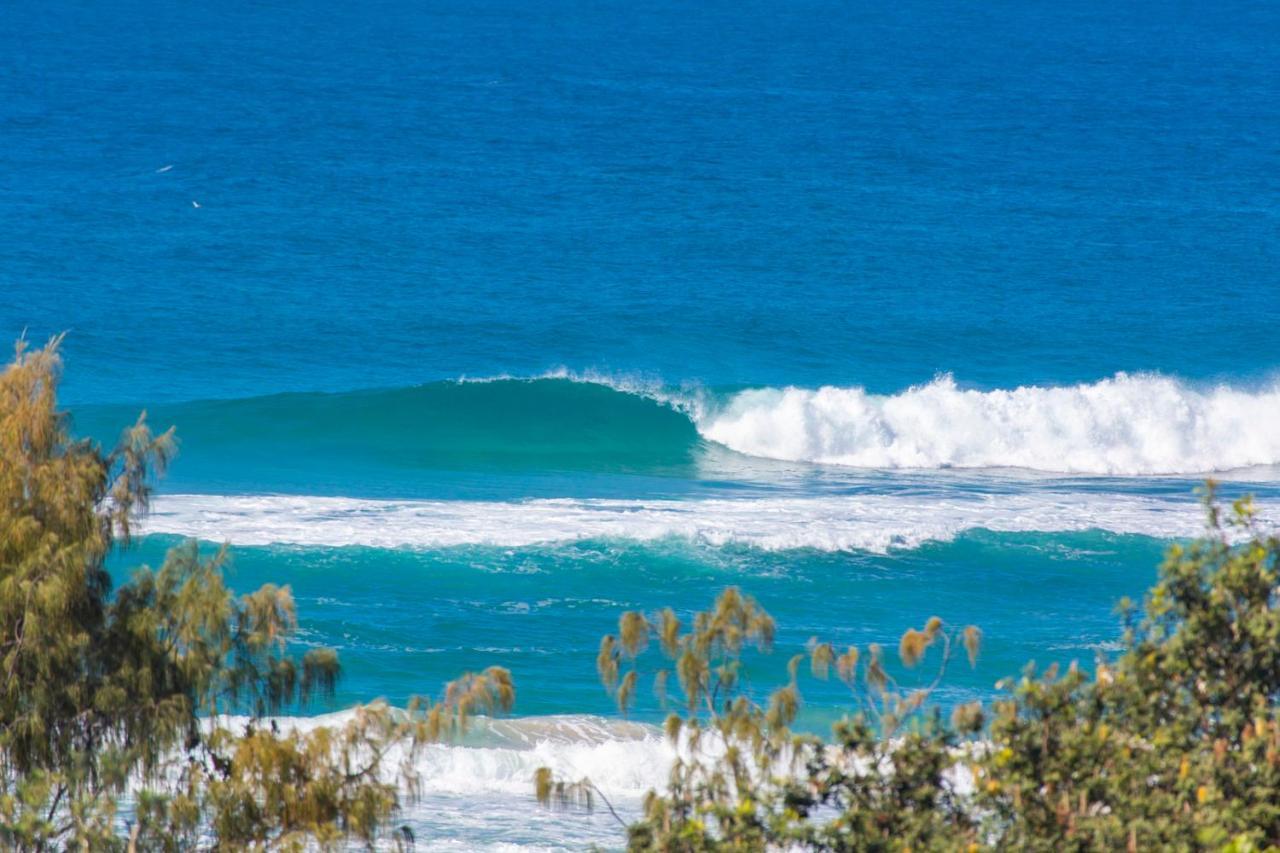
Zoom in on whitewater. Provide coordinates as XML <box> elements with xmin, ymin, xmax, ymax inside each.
<box><xmin>144</xmin><ymin>490</ymin><xmax>1276</xmax><ymax>553</ymax></box>
<box><xmin>680</xmin><ymin>373</ymin><xmax>1280</xmax><ymax>476</ymax></box>
<box><xmin>310</xmin><ymin>713</ymin><xmax>671</xmax><ymax>851</ymax></box>
<box><xmin>110</xmin><ymin>711</ymin><xmax>673</xmax><ymax>852</ymax></box>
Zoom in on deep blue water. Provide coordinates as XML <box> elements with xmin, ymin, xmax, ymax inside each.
<box><xmin>5</xmin><ymin>0</ymin><xmax>1280</xmax><ymax>847</ymax></box>
<box><xmin>5</xmin><ymin>0</ymin><xmax>1278</xmax><ymax>403</ymax></box>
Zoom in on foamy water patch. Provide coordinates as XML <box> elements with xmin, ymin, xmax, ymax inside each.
<box><xmin>236</xmin><ymin>712</ymin><xmax>968</xmax><ymax>850</ymax></box>
<box><xmin>143</xmin><ymin>492</ymin><xmax>1268</xmax><ymax>553</ymax></box>
<box><xmin>695</xmin><ymin>374</ymin><xmax>1280</xmax><ymax>475</ymax></box>
<box><xmin>217</xmin><ymin>712</ymin><xmax>668</xmax><ymax>799</ymax></box>
<box><xmin>159</xmin><ymin>712</ymin><xmax>669</xmax><ymax>851</ymax></box>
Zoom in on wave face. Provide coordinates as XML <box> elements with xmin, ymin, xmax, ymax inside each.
<box><xmin>698</xmin><ymin>374</ymin><xmax>1280</xmax><ymax>475</ymax></box>
<box><xmin>144</xmin><ymin>491</ymin><xmax>1268</xmax><ymax>553</ymax></box>
<box><xmin>77</xmin><ymin>372</ymin><xmax>1280</xmax><ymax>485</ymax></box>
<box><xmin>73</xmin><ymin>377</ymin><xmax>701</xmax><ymax>496</ymax></box>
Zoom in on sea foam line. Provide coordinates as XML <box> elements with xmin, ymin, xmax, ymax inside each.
<box><xmin>143</xmin><ymin>492</ymin><xmax>1265</xmax><ymax>553</ymax></box>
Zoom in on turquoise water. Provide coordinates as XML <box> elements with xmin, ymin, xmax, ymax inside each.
<box><xmin>83</xmin><ymin>373</ymin><xmax>1279</xmax><ymax>723</ymax></box>
<box><xmin>117</xmin><ymin>530</ymin><xmax>1170</xmax><ymax>723</ymax></box>
<box><xmin>7</xmin><ymin>0</ymin><xmax>1280</xmax><ymax>846</ymax></box>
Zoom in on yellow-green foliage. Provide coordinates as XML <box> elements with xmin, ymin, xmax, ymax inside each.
<box><xmin>567</xmin><ymin>584</ymin><xmax>981</xmax><ymax>850</ymax></box>
<box><xmin>546</xmin><ymin>488</ymin><xmax>1280</xmax><ymax>852</ymax></box>
<box><xmin>0</xmin><ymin>338</ymin><xmax>515</xmax><ymax>850</ymax></box>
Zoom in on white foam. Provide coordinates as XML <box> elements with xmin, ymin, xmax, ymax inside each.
<box><xmin>694</xmin><ymin>374</ymin><xmax>1280</xmax><ymax>475</ymax></box>
<box><xmin>128</xmin><ymin>708</ymin><xmax>983</xmax><ymax>849</ymax></box>
<box><xmin>163</xmin><ymin>712</ymin><xmax>669</xmax><ymax>851</ymax></box>
<box><xmin>216</xmin><ymin>711</ymin><xmax>670</xmax><ymax>801</ymax></box>
<box><xmin>211</xmin><ymin>710</ymin><xmax>969</xmax><ymax>850</ymax></box>
<box><xmin>454</xmin><ymin>367</ymin><xmax>710</xmax><ymax>419</ymax></box>
<box><xmin>144</xmin><ymin>491</ymin><xmax>1262</xmax><ymax>553</ymax></box>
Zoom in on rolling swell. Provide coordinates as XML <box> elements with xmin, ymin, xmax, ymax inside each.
<box><xmin>73</xmin><ymin>378</ymin><xmax>703</xmax><ymax>493</ymax></box>
<box><xmin>74</xmin><ymin>372</ymin><xmax>1280</xmax><ymax>486</ymax></box>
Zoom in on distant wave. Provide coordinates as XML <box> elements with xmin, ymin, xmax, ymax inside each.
<box><xmin>143</xmin><ymin>492</ymin><xmax>1264</xmax><ymax>553</ymax></box>
<box><xmin>77</xmin><ymin>372</ymin><xmax>1280</xmax><ymax>479</ymax></box>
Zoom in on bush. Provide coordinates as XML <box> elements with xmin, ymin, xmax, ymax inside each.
<box><xmin>557</xmin><ymin>492</ymin><xmax>1280</xmax><ymax>851</ymax></box>
<box><xmin>0</xmin><ymin>337</ymin><xmax>514</xmax><ymax>850</ymax></box>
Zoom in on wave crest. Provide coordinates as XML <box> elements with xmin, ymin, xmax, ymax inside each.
<box><xmin>696</xmin><ymin>374</ymin><xmax>1280</xmax><ymax>475</ymax></box>
<box><xmin>78</xmin><ymin>371</ymin><xmax>1280</xmax><ymax>481</ymax></box>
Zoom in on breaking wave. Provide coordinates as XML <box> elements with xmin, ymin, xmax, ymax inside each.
<box><xmin>225</xmin><ymin>711</ymin><xmax>670</xmax><ymax>800</ymax></box>
<box><xmin>76</xmin><ymin>371</ymin><xmax>1280</xmax><ymax>480</ymax></box>
<box><xmin>164</xmin><ymin>712</ymin><xmax>670</xmax><ymax>851</ymax></box>
<box><xmin>696</xmin><ymin>373</ymin><xmax>1280</xmax><ymax>475</ymax></box>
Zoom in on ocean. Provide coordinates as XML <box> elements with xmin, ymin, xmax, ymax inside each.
<box><xmin>4</xmin><ymin>0</ymin><xmax>1279</xmax><ymax>847</ymax></box>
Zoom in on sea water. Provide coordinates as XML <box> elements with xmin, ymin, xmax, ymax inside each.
<box><xmin>4</xmin><ymin>0</ymin><xmax>1279</xmax><ymax>848</ymax></box>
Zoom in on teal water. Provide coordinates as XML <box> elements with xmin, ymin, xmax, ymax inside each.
<box><xmin>115</xmin><ymin>530</ymin><xmax>1170</xmax><ymax>726</ymax></box>
<box><xmin>61</xmin><ymin>365</ymin><xmax>1280</xmax><ymax>851</ymax></box>
<box><xmin>77</xmin><ymin>379</ymin><xmax>702</xmax><ymax>498</ymax></box>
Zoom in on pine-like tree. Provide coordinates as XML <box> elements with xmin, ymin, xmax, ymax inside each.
<box><xmin>0</xmin><ymin>337</ymin><xmax>513</xmax><ymax>850</ymax></box>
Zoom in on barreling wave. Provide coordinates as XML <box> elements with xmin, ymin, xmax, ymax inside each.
<box><xmin>144</xmin><ymin>491</ymin><xmax>1271</xmax><ymax>553</ymax></box>
<box><xmin>76</xmin><ymin>371</ymin><xmax>1280</xmax><ymax>480</ymax></box>
<box><xmin>73</xmin><ymin>376</ymin><xmax>699</xmax><ymax>478</ymax></box>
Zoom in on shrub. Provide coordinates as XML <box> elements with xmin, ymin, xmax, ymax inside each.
<box><xmin>0</xmin><ymin>337</ymin><xmax>514</xmax><ymax>850</ymax></box>
<box><xmin>551</xmin><ymin>491</ymin><xmax>1280</xmax><ymax>851</ymax></box>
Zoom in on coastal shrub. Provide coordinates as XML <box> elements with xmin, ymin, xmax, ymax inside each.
<box><xmin>551</xmin><ymin>492</ymin><xmax>1280</xmax><ymax>851</ymax></box>
<box><xmin>0</xmin><ymin>336</ymin><xmax>514</xmax><ymax>850</ymax></box>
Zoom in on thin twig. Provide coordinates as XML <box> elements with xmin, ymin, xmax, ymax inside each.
<box><xmin>590</xmin><ymin>782</ymin><xmax>629</xmax><ymax>829</ymax></box>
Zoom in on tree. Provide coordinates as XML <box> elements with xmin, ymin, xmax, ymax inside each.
<box><xmin>547</xmin><ymin>490</ymin><xmax>1280</xmax><ymax>851</ymax></box>
<box><xmin>0</xmin><ymin>336</ymin><xmax>515</xmax><ymax>850</ymax></box>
